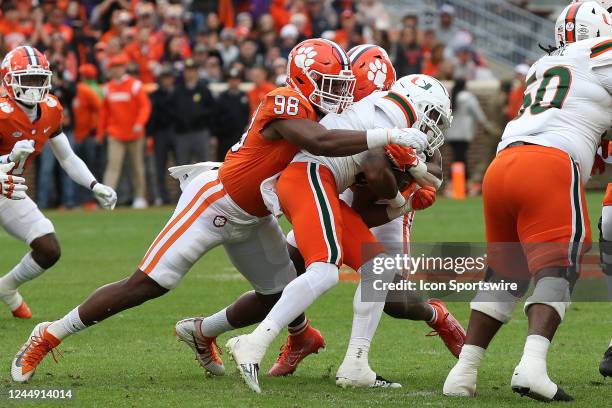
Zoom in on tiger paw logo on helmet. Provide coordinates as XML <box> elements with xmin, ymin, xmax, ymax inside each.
<box><xmin>368</xmin><ymin>59</ymin><xmax>389</xmax><ymax>89</ymax></box>
<box><xmin>293</xmin><ymin>46</ymin><xmax>317</xmax><ymax>70</ymax></box>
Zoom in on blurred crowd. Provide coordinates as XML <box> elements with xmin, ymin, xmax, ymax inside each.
<box><xmin>0</xmin><ymin>0</ymin><xmax>516</xmax><ymax>208</ymax></box>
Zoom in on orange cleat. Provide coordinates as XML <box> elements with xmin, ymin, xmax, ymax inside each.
<box><xmin>12</xmin><ymin>301</ymin><xmax>32</xmax><ymax>319</ymax></box>
<box><xmin>268</xmin><ymin>321</ymin><xmax>325</xmax><ymax>376</ymax></box>
<box><xmin>11</xmin><ymin>322</ymin><xmax>61</xmax><ymax>382</ymax></box>
<box><xmin>426</xmin><ymin>299</ymin><xmax>466</xmax><ymax>358</ymax></box>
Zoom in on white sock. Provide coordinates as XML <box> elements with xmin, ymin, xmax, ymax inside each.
<box><xmin>457</xmin><ymin>344</ymin><xmax>486</xmax><ymax>369</ymax></box>
<box><xmin>602</xmin><ymin>206</ymin><xmax>612</xmax><ymax>241</ymax></box>
<box><xmin>608</xmin><ymin>337</ymin><xmax>612</xmax><ymax>348</ymax></box>
<box><xmin>344</xmin><ymin>340</ymin><xmax>371</xmax><ymax>364</ymax></box>
<box><xmin>0</xmin><ymin>252</ymin><xmax>45</xmax><ymax>289</ymax></box>
<box><xmin>46</xmin><ymin>307</ymin><xmax>87</xmax><ymax>341</ymax></box>
<box><xmin>200</xmin><ymin>308</ymin><xmax>234</xmax><ymax>337</ymax></box>
<box><xmin>347</xmin><ymin>284</ymin><xmax>385</xmax><ymax>354</ymax></box>
<box><xmin>251</xmin><ymin>262</ymin><xmax>338</xmax><ymax>348</ymax></box>
<box><xmin>522</xmin><ymin>334</ymin><xmax>550</xmax><ymax>361</ymax></box>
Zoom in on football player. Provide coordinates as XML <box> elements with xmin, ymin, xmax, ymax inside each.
<box><xmin>0</xmin><ymin>46</ymin><xmax>116</xmax><ymax>319</ymax></box>
<box><xmin>179</xmin><ymin>47</ymin><xmax>463</xmax><ymax>387</ymax></box>
<box><xmin>593</xmin><ymin>137</ymin><xmax>612</xmax><ymax>378</ymax></box>
<box><xmin>225</xmin><ymin>64</ymin><xmax>452</xmax><ymax>392</ymax></box>
<box><xmin>0</xmin><ymin>162</ymin><xmax>27</xmax><ymax>200</ymax></box>
<box><xmin>444</xmin><ymin>1</ymin><xmax>612</xmax><ymax>401</ymax></box>
<box><xmin>10</xmin><ymin>39</ymin><xmax>426</xmax><ymax>383</ymax></box>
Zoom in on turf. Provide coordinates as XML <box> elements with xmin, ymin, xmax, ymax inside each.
<box><xmin>1</xmin><ymin>193</ymin><xmax>610</xmax><ymax>407</ymax></box>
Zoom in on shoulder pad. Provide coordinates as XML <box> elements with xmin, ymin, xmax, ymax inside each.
<box><xmin>374</xmin><ymin>91</ymin><xmax>419</xmax><ymax>129</ymax></box>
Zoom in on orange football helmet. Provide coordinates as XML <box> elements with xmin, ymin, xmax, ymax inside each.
<box><xmin>286</xmin><ymin>38</ymin><xmax>355</xmax><ymax>114</ymax></box>
<box><xmin>1</xmin><ymin>46</ymin><xmax>52</xmax><ymax>105</ymax></box>
<box><xmin>348</xmin><ymin>44</ymin><xmax>396</xmax><ymax>102</ymax></box>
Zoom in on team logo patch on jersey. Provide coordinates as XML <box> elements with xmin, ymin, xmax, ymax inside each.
<box><xmin>213</xmin><ymin>216</ymin><xmax>227</xmax><ymax>227</ymax></box>
<box><xmin>294</xmin><ymin>46</ymin><xmax>317</xmax><ymax>70</ymax></box>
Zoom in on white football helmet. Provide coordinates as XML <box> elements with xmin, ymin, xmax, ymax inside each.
<box><xmin>573</xmin><ymin>0</ymin><xmax>612</xmax><ymax>13</ymax></box>
<box><xmin>390</xmin><ymin>74</ymin><xmax>452</xmax><ymax>154</ymax></box>
<box><xmin>556</xmin><ymin>1</ymin><xmax>612</xmax><ymax>47</ymax></box>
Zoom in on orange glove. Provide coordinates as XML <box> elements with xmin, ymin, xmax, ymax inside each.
<box><xmin>385</xmin><ymin>145</ymin><xmax>418</xmax><ymax>171</ymax></box>
<box><xmin>411</xmin><ymin>186</ymin><xmax>437</xmax><ymax>210</ymax></box>
<box><xmin>592</xmin><ymin>139</ymin><xmax>610</xmax><ymax>176</ymax></box>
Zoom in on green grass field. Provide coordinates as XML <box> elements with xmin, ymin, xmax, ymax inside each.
<box><xmin>1</xmin><ymin>193</ymin><xmax>610</xmax><ymax>407</ymax></box>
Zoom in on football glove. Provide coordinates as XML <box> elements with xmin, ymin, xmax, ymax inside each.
<box><xmin>0</xmin><ymin>162</ymin><xmax>27</xmax><ymax>200</ymax></box>
<box><xmin>92</xmin><ymin>183</ymin><xmax>117</xmax><ymax>210</ymax></box>
<box><xmin>9</xmin><ymin>140</ymin><xmax>35</xmax><ymax>163</ymax></box>
<box><xmin>410</xmin><ymin>186</ymin><xmax>437</xmax><ymax>211</ymax></box>
<box><xmin>389</xmin><ymin>128</ymin><xmax>429</xmax><ymax>153</ymax></box>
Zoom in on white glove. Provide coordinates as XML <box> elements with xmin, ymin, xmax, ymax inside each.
<box><xmin>92</xmin><ymin>183</ymin><xmax>117</xmax><ymax>210</ymax></box>
<box><xmin>389</xmin><ymin>128</ymin><xmax>429</xmax><ymax>153</ymax></box>
<box><xmin>9</xmin><ymin>140</ymin><xmax>35</xmax><ymax>163</ymax></box>
<box><xmin>0</xmin><ymin>162</ymin><xmax>27</xmax><ymax>200</ymax></box>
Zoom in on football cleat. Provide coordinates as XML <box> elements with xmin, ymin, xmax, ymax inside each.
<box><xmin>443</xmin><ymin>361</ymin><xmax>477</xmax><ymax>397</ymax></box>
<box><xmin>510</xmin><ymin>361</ymin><xmax>573</xmax><ymax>402</ymax></box>
<box><xmin>426</xmin><ymin>299</ymin><xmax>466</xmax><ymax>358</ymax></box>
<box><xmin>268</xmin><ymin>321</ymin><xmax>325</xmax><ymax>377</ymax></box>
<box><xmin>11</xmin><ymin>322</ymin><xmax>61</xmax><ymax>382</ymax></box>
<box><xmin>226</xmin><ymin>335</ymin><xmax>266</xmax><ymax>393</ymax></box>
<box><xmin>12</xmin><ymin>301</ymin><xmax>32</xmax><ymax>319</ymax></box>
<box><xmin>336</xmin><ymin>359</ymin><xmax>401</xmax><ymax>389</ymax></box>
<box><xmin>175</xmin><ymin>317</ymin><xmax>225</xmax><ymax>376</ymax></box>
<box><xmin>599</xmin><ymin>346</ymin><xmax>612</xmax><ymax>378</ymax></box>
<box><xmin>0</xmin><ymin>282</ymin><xmax>31</xmax><ymax>318</ymax></box>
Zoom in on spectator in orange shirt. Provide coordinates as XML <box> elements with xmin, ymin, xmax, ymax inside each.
<box><xmin>247</xmin><ymin>65</ymin><xmax>276</xmax><ymax>114</ymax></box>
<box><xmin>100</xmin><ymin>9</ymin><xmax>131</xmax><ymax>44</ymax></box>
<box><xmin>125</xmin><ymin>26</ymin><xmax>163</xmax><ymax>85</ymax></box>
<box><xmin>73</xmin><ymin>64</ymin><xmax>103</xmax><ymax>205</ymax></box>
<box><xmin>506</xmin><ymin>63</ymin><xmax>529</xmax><ymax>121</ymax></box>
<box><xmin>97</xmin><ymin>54</ymin><xmax>151</xmax><ymax>209</ymax></box>
<box><xmin>43</xmin><ymin>8</ymin><xmax>73</xmax><ymax>43</ymax></box>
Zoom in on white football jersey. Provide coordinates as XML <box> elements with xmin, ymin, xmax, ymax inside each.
<box><xmin>292</xmin><ymin>90</ymin><xmax>421</xmax><ymax>191</ymax></box>
<box><xmin>499</xmin><ymin>37</ymin><xmax>612</xmax><ymax>181</ymax></box>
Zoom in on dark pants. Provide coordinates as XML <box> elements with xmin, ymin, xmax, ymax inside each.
<box><xmin>153</xmin><ymin>130</ymin><xmax>177</xmax><ymax>204</ymax></box>
<box><xmin>449</xmin><ymin>140</ymin><xmax>470</xmax><ymax>180</ymax></box>
<box><xmin>175</xmin><ymin>130</ymin><xmax>209</xmax><ymax>165</ymax></box>
<box><xmin>217</xmin><ymin>133</ymin><xmax>241</xmax><ymax>162</ymax></box>
<box><xmin>37</xmin><ymin>131</ymin><xmax>76</xmax><ymax>209</ymax></box>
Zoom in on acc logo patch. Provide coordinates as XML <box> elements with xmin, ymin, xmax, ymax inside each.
<box><xmin>213</xmin><ymin>215</ymin><xmax>227</xmax><ymax>227</ymax></box>
<box><xmin>45</xmin><ymin>96</ymin><xmax>57</xmax><ymax>107</ymax></box>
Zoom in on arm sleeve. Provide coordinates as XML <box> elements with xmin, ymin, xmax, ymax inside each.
<box><xmin>49</xmin><ymin>132</ymin><xmax>97</xmax><ymax>188</ymax></box>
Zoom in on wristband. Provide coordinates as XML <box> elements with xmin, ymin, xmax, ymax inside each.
<box><xmin>90</xmin><ymin>180</ymin><xmax>98</xmax><ymax>190</ymax></box>
<box><xmin>366</xmin><ymin>129</ymin><xmax>390</xmax><ymax>149</ymax></box>
<box><xmin>0</xmin><ymin>155</ymin><xmax>9</xmax><ymax>164</ymax></box>
<box><xmin>386</xmin><ymin>201</ymin><xmax>411</xmax><ymax>220</ymax></box>
<box><xmin>388</xmin><ymin>191</ymin><xmax>406</xmax><ymax>208</ymax></box>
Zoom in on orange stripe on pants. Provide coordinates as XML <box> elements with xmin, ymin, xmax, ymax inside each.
<box><xmin>139</xmin><ymin>179</ymin><xmax>220</xmax><ymax>271</ymax></box>
<box><xmin>142</xmin><ymin>189</ymin><xmax>226</xmax><ymax>274</ymax></box>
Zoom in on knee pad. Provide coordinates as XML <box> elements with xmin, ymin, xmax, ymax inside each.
<box><xmin>469</xmin><ymin>267</ymin><xmax>525</xmax><ymax>323</ymax></box>
<box><xmin>599</xmin><ymin>216</ymin><xmax>612</xmax><ymax>276</ymax></box>
<box><xmin>470</xmin><ymin>289</ymin><xmax>520</xmax><ymax>323</ymax></box>
<box><xmin>524</xmin><ymin>277</ymin><xmax>571</xmax><ymax>321</ymax></box>
<box><xmin>305</xmin><ymin>262</ymin><xmax>339</xmax><ymax>296</ymax></box>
